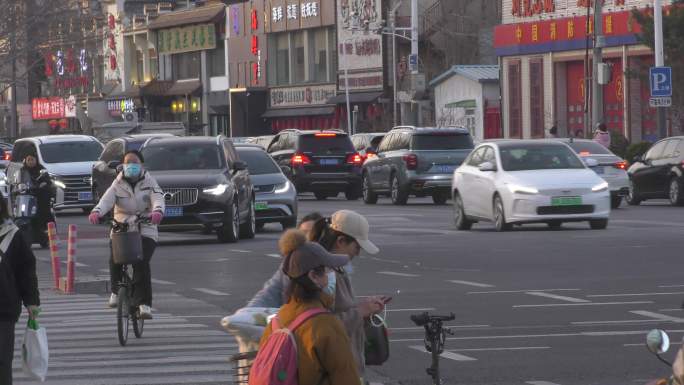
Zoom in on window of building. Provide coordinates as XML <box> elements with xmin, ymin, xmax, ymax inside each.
<box><xmin>309</xmin><ymin>28</ymin><xmax>328</xmax><ymax>82</ymax></box>
<box><xmin>508</xmin><ymin>60</ymin><xmax>522</xmax><ymax>138</ymax></box>
<box><xmin>292</xmin><ymin>31</ymin><xmax>306</xmax><ymax>84</ymax></box>
<box><xmin>210</xmin><ymin>40</ymin><xmax>226</xmax><ymax>77</ymax></box>
<box><xmin>136</xmin><ymin>51</ymin><xmax>144</xmax><ymax>83</ymax></box>
<box><xmin>276</xmin><ymin>33</ymin><xmax>290</xmax><ymax>85</ymax></box>
<box><xmin>529</xmin><ymin>58</ymin><xmax>545</xmax><ymax>138</ymax></box>
<box><xmin>172</xmin><ymin>51</ymin><xmax>201</xmax><ymax>80</ymax></box>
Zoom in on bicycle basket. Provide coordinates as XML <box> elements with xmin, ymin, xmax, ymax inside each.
<box><xmin>111</xmin><ymin>231</ymin><xmax>143</xmax><ymax>265</ymax></box>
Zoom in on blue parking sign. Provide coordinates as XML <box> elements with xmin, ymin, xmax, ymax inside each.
<box><xmin>650</xmin><ymin>67</ymin><xmax>672</xmax><ymax>97</ymax></box>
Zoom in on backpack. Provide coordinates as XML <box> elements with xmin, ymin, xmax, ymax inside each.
<box><xmin>248</xmin><ymin>308</ymin><xmax>328</xmax><ymax>385</ymax></box>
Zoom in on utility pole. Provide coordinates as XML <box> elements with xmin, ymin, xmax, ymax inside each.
<box><xmin>9</xmin><ymin>2</ymin><xmax>18</xmax><ymax>140</ymax></box>
<box><xmin>654</xmin><ymin>0</ymin><xmax>667</xmax><ymax>138</ymax></box>
<box><xmin>591</xmin><ymin>0</ymin><xmax>604</xmax><ymax>131</ymax></box>
<box><xmin>410</xmin><ymin>0</ymin><xmax>418</xmax><ymax>75</ymax></box>
<box><xmin>390</xmin><ymin>0</ymin><xmax>403</xmax><ymax>127</ymax></box>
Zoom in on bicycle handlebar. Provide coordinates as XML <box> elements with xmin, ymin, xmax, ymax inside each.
<box><xmin>410</xmin><ymin>312</ymin><xmax>455</xmax><ymax>327</ymax></box>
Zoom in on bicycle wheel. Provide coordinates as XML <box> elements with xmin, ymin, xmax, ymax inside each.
<box><xmin>132</xmin><ymin>308</ymin><xmax>144</xmax><ymax>338</ymax></box>
<box><xmin>117</xmin><ymin>286</ymin><xmax>130</xmax><ymax>346</ymax></box>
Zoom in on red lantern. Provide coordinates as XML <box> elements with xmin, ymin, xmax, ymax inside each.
<box><xmin>251</xmin><ymin>9</ymin><xmax>258</xmax><ymax>30</ymax></box>
<box><xmin>109</xmin><ymin>55</ymin><xmax>117</xmax><ymax>71</ymax></box>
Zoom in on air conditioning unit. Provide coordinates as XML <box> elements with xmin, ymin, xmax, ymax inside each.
<box><xmin>158</xmin><ymin>2</ymin><xmax>174</xmax><ymax>13</ymax></box>
<box><xmin>123</xmin><ymin>111</ymin><xmax>138</xmax><ymax>123</ymax></box>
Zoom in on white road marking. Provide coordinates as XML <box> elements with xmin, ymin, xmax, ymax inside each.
<box><xmin>468</xmin><ymin>288</ymin><xmax>580</xmax><ymax>294</ymax></box>
<box><xmin>513</xmin><ymin>301</ymin><xmax>652</xmax><ymax>308</ymax></box>
<box><xmin>452</xmin><ymin>346</ymin><xmax>550</xmax><ymax>352</ymax></box>
<box><xmin>587</xmin><ymin>291</ymin><xmax>684</xmax><ymax>298</ymax></box>
<box><xmin>659</xmin><ymin>308</ymin><xmax>683</xmax><ymax>312</ymax></box>
<box><xmin>266</xmin><ymin>253</ymin><xmax>281</xmax><ymax>259</ymax></box>
<box><xmin>447</xmin><ymin>280</ymin><xmax>494</xmax><ymax>288</ymax></box>
<box><xmin>660</xmin><ymin>284</ymin><xmax>684</xmax><ymax>288</ymax></box>
<box><xmin>409</xmin><ymin>345</ymin><xmax>476</xmax><ymax>361</ymax></box>
<box><xmin>151</xmin><ymin>278</ymin><xmax>175</xmax><ymax>285</ymax></box>
<box><xmin>526</xmin><ymin>292</ymin><xmax>589</xmax><ymax>303</ymax></box>
<box><xmin>386</xmin><ymin>308</ymin><xmax>435</xmax><ymax>312</ymax></box>
<box><xmin>98</xmin><ymin>268</ymin><xmax>109</xmax><ymax>273</ymax></box>
<box><xmin>526</xmin><ymin>381</ymin><xmax>561</xmax><ymax>385</ymax></box>
<box><xmin>572</xmin><ymin>319</ymin><xmax>664</xmax><ymax>325</ymax></box>
<box><xmin>230</xmin><ymin>249</ymin><xmax>251</xmax><ymax>253</ymax></box>
<box><xmin>625</xmin><ymin>341</ymin><xmax>684</xmax><ymax>347</ymax></box>
<box><xmin>377</xmin><ymin>271</ymin><xmax>420</xmax><ymax>277</ymax></box>
<box><xmin>630</xmin><ymin>310</ymin><xmax>684</xmax><ymax>323</ymax></box>
<box><xmin>193</xmin><ymin>288</ymin><xmax>230</xmax><ymax>296</ymax></box>
<box><xmin>391</xmin><ymin>329</ymin><xmax>684</xmax><ymax>343</ymax></box>
<box><xmin>214</xmin><ymin>258</ymin><xmax>230</xmax><ymax>262</ymax></box>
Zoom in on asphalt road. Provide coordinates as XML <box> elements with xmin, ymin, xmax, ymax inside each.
<box><xmin>12</xmin><ymin>195</ymin><xmax>684</xmax><ymax>385</ymax></box>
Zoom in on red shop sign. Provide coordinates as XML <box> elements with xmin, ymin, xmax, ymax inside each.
<box><xmin>32</xmin><ymin>97</ymin><xmax>65</xmax><ymax>120</ymax></box>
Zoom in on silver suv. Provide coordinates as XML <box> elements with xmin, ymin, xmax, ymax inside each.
<box><xmin>362</xmin><ymin>126</ymin><xmax>474</xmax><ymax>205</ymax></box>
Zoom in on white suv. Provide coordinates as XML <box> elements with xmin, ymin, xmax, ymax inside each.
<box><xmin>8</xmin><ymin>135</ymin><xmax>103</xmax><ymax>211</ymax></box>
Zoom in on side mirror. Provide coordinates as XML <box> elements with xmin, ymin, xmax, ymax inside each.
<box><xmin>584</xmin><ymin>158</ymin><xmax>599</xmax><ymax>168</ymax></box>
<box><xmin>233</xmin><ymin>160</ymin><xmax>248</xmax><ymax>172</ymax></box>
<box><xmin>646</xmin><ymin>329</ymin><xmax>671</xmax><ymax>355</ymax></box>
<box><xmin>478</xmin><ymin>161</ymin><xmax>497</xmax><ymax>172</ymax></box>
<box><xmin>107</xmin><ymin>160</ymin><xmax>121</xmax><ymax>170</ymax></box>
<box><xmin>280</xmin><ymin>166</ymin><xmax>292</xmax><ymax>176</ymax></box>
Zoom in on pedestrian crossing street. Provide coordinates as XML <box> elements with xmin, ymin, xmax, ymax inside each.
<box><xmin>12</xmin><ymin>291</ymin><xmax>238</xmax><ymax>385</ymax></box>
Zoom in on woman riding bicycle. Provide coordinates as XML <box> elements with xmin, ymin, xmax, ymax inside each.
<box><xmin>89</xmin><ymin>150</ymin><xmax>164</xmax><ymax>320</ymax></box>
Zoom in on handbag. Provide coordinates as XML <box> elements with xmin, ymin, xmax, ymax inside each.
<box><xmin>364</xmin><ymin>314</ymin><xmax>389</xmax><ymax>366</ymax></box>
<box><xmin>22</xmin><ymin>317</ymin><xmax>49</xmax><ymax>382</ymax></box>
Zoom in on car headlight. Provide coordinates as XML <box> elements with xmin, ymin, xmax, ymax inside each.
<box><xmin>507</xmin><ymin>184</ymin><xmax>539</xmax><ymax>195</ymax></box>
<box><xmin>203</xmin><ymin>184</ymin><xmax>229</xmax><ymax>195</ymax></box>
<box><xmin>592</xmin><ymin>181</ymin><xmax>609</xmax><ymax>192</ymax></box>
<box><xmin>274</xmin><ymin>181</ymin><xmax>291</xmax><ymax>194</ymax></box>
<box><xmin>53</xmin><ymin>180</ymin><xmax>66</xmax><ymax>189</ymax></box>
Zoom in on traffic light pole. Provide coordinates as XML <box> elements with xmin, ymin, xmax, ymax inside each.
<box><xmin>591</xmin><ymin>0</ymin><xmax>604</xmax><ymax>132</ymax></box>
<box><xmin>654</xmin><ymin>0</ymin><xmax>667</xmax><ymax>138</ymax></box>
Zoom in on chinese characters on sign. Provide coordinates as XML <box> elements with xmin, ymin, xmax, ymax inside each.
<box><xmin>104</xmin><ymin>13</ymin><xmax>120</xmax><ymax>81</ymax></box>
<box><xmin>337</xmin><ymin>0</ymin><xmax>383</xmax><ymax>91</ymax></box>
<box><xmin>44</xmin><ymin>48</ymin><xmax>91</xmax><ymax>92</ymax></box>
<box><xmin>511</xmin><ymin>0</ymin><xmax>555</xmax><ymax>17</ymax></box>
<box><xmin>107</xmin><ymin>99</ymin><xmax>136</xmax><ymax>117</ymax></box>
<box><xmin>158</xmin><ymin>24</ymin><xmax>217</xmax><ymax>55</ymax></box>
<box><xmin>287</xmin><ymin>4</ymin><xmax>298</xmax><ymax>19</ymax></box>
<box><xmin>270</xmin><ymin>85</ymin><xmax>336</xmax><ymax>107</ymax></box>
<box><xmin>32</xmin><ymin>98</ymin><xmax>65</xmax><ymax>120</ymax></box>
<box><xmin>301</xmin><ymin>2</ymin><xmax>319</xmax><ymax>18</ymax></box>
<box><xmin>272</xmin><ymin>6</ymin><xmax>284</xmax><ymax>22</ymax></box>
<box><xmin>276</xmin><ymin>2</ymin><xmax>318</xmax><ymax>21</ymax></box>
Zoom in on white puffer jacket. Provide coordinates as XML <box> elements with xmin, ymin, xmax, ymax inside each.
<box><xmin>92</xmin><ymin>171</ymin><xmax>165</xmax><ymax>241</ymax></box>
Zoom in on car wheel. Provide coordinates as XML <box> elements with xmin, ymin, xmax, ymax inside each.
<box><xmin>390</xmin><ymin>175</ymin><xmax>408</xmax><ymax>205</ymax></box>
<box><xmin>626</xmin><ymin>180</ymin><xmax>642</xmax><ymax>206</ymax></box>
<box><xmin>547</xmin><ymin>221</ymin><xmax>562</xmax><ymax>230</ymax></box>
<box><xmin>493</xmin><ymin>195</ymin><xmax>511</xmax><ymax>232</ymax></box>
<box><xmin>239</xmin><ymin>199</ymin><xmax>256</xmax><ymax>239</ymax></box>
<box><xmin>217</xmin><ymin>199</ymin><xmax>239</xmax><ymax>243</ymax></box>
<box><xmin>362</xmin><ymin>174</ymin><xmax>378</xmax><ymax>204</ymax></box>
<box><xmin>432</xmin><ymin>191</ymin><xmax>449</xmax><ymax>205</ymax></box>
<box><xmin>610</xmin><ymin>195</ymin><xmax>622</xmax><ymax>209</ymax></box>
<box><xmin>314</xmin><ymin>192</ymin><xmax>328</xmax><ymax>201</ymax></box>
<box><xmin>453</xmin><ymin>193</ymin><xmax>472</xmax><ymax>231</ymax></box>
<box><xmin>669</xmin><ymin>178</ymin><xmax>684</xmax><ymax>206</ymax></box>
<box><xmin>589</xmin><ymin>219</ymin><xmax>608</xmax><ymax>230</ymax></box>
<box><xmin>281</xmin><ymin>218</ymin><xmax>297</xmax><ymax>230</ymax></box>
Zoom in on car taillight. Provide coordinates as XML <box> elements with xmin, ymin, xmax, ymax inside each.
<box><xmin>314</xmin><ymin>133</ymin><xmax>337</xmax><ymax>137</ymax></box>
<box><xmin>291</xmin><ymin>153</ymin><xmax>311</xmax><ymax>166</ymax></box>
<box><xmin>364</xmin><ymin>152</ymin><xmax>377</xmax><ymax>162</ymax></box>
<box><xmin>613</xmin><ymin>161</ymin><xmax>627</xmax><ymax>170</ymax></box>
<box><xmin>402</xmin><ymin>153</ymin><xmax>418</xmax><ymax>170</ymax></box>
<box><xmin>2</xmin><ymin>152</ymin><xmax>10</xmax><ymax>161</ymax></box>
<box><xmin>346</xmin><ymin>153</ymin><xmax>363</xmax><ymax>166</ymax></box>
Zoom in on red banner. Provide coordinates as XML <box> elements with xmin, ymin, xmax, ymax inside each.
<box><xmin>32</xmin><ymin>97</ymin><xmax>65</xmax><ymax>120</ymax></box>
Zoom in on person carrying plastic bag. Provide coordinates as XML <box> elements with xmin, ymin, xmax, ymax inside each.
<box><xmin>22</xmin><ymin>310</ymin><xmax>48</xmax><ymax>381</ymax></box>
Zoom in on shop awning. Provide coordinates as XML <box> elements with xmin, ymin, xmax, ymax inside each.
<box><xmin>164</xmin><ymin>80</ymin><xmax>202</xmax><ymax>96</ymax></box>
<box><xmin>141</xmin><ymin>80</ymin><xmax>174</xmax><ymax>97</ymax></box>
<box><xmin>105</xmin><ymin>84</ymin><xmax>141</xmax><ymax>99</ymax></box>
<box><xmin>326</xmin><ymin>91</ymin><xmax>383</xmax><ymax>104</ymax></box>
<box><xmin>445</xmin><ymin>99</ymin><xmax>476</xmax><ymax>109</ymax></box>
<box><xmin>262</xmin><ymin>106</ymin><xmax>335</xmax><ymax>119</ymax></box>
<box><xmin>147</xmin><ymin>3</ymin><xmax>226</xmax><ymax>30</ymax></box>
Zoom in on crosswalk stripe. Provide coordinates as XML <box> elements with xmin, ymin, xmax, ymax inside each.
<box><xmin>15</xmin><ymin>336</ymin><xmax>231</xmax><ymax>350</ymax></box>
<box><xmin>16</xmin><ymin>374</ymin><xmax>232</xmax><ymax>385</ymax></box>
<box><xmin>14</xmin><ymin>364</ymin><xmax>232</xmax><ymax>379</ymax></box>
<box><xmin>13</xmin><ymin>355</ymin><xmax>232</xmax><ymax>369</ymax></box>
<box><xmin>15</xmin><ymin>342</ymin><xmax>237</xmax><ymax>356</ymax></box>
<box><xmin>409</xmin><ymin>345</ymin><xmax>477</xmax><ymax>361</ymax></box>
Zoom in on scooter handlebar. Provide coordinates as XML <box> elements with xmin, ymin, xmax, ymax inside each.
<box><xmin>410</xmin><ymin>312</ymin><xmax>455</xmax><ymax>326</ymax></box>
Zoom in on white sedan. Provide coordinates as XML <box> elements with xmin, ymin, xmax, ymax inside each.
<box><xmin>452</xmin><ymin>140</ymin><xmax>611</xmax><ymax>231</ymax></box>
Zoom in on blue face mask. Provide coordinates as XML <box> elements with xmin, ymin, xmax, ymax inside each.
<box><xmin>123</xmin><ymin>163</ymin><xmax>142</xmax><ymax>179</ymax></box>
<box><xmin>324</xmin><ymin>271</ymin><xmax>336</xmax><ymax>296</ymax></box>
<box><xmin>343</xmin><ymin>263</ymin><xmax>354</xmax><ymax>275</ymax></box>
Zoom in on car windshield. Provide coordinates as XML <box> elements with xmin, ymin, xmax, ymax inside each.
<box><xmin>567</xmin><ymin>141</ymin><xmax>612</xmax><ymax>155</ymax></box>
<box><xmin>237</xmin><ymin>149</ymin><xmax>280</xmax><ymax>175</ymax></box>
<box><xmin>299</xmin><ymin>134</ymin><xmax>354</xmax><ymax>153</ymax></box>
<box><xmin>127</xmin><ymin>141</ymin><xmax>145</xmax><ymax>152</ymax></box>
<box><xmin>411</xmin><ymin>133</ymin><xmax>473</xmax><ymax>150</ymax></box>
<box><xmin>499</xmin><ymin>144</ymin><xmax>586</xmax><ymax>171</ymax></box>
<box><xmin>39</xmin><ymin>141</ymin><xmax>102</xmax><ymax>163</ymax></box>
<box><xmin>143</xmin><ymin>144</ymin><xmax>223</xmax><ymax>170</ymax></box>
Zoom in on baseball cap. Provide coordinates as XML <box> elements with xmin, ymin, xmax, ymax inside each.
<box><xmin>283</xmin><ymin>242</ymin><xmax>349</xmax><ymax>278</ymax></box>
<box><xmin>330</xmin><ymin>210</ymin><xmax>379</xmax><ymax>255</ymax></box>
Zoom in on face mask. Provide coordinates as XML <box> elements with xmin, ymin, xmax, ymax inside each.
<box><xmin>343</xmin><ymin>263</ymin><xmax>354</xmax><ymax>275</ymax></box>
<box><xmin>323</xmin><ymin>271</ymin><xmax>336</xmax><ymax>296</ymax></box>
<box><xmin>123</xmin><ymin>163</ymin><xmax>142</xmax><ymax>179</ymax></box>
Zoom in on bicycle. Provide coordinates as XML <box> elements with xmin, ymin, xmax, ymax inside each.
<box><xmin>110</xmin><ymin>216</ymin><xmax>148</xmax><ymax>347</ymax></box>
<box><xmin>410</xmin><ymin>312</ymin><xmax>456</xmax><ymax>385</ymax></box>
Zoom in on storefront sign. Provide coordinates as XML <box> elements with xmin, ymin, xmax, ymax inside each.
<box><xmin>104</xmin><ymin>13</ymin><xmax>121</xmax><ymax>81</ymax></box>
<box><xmin>32</xmin><ymin>97</ymin><xmax>65</xmax><ymax>120</ymax></box>
<box><xmin>505</xmin><ymin>0</ymin><xmax>628</xmax><ymax>24</ymax></box>
<box><xmin>273</xmin><ymin>2</ymin><xmax>319</xmax><ymax>22</ymax></box>
<box><xmin>158</xmin><ymin>24</ymin><xmax>217</xmax><ymax>55</ymax></box>
<box><xmin>65</xmin><ymin>96</ymin><xmax>77</xmax><ymax>118</ymax></box>
<box><xmin>338</xmin><ymin>71</ymin><xmax>384</xmax><ymax>92</ymax></box>
<box><xmin>272</xmin><ymin>6</ymin><xmax>284</xmax><ymax>22</ymax></box>
<box><xmin>337</xmin><ymin>0</ymin><xmax>384</xmax><ymax>90</ymax></box>
<box><xmin>270</xmin><ymin>85</ymin><xmax>336</xmax><ymax>107</ymax></box>
<box><xmin>107</xmin><ymin>99</ymin><xmax>136</xmax><ymax>117</ymax></box>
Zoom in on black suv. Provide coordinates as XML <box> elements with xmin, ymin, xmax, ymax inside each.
<box><xmin>266</xmin><ymin>130</ymin><xmax>363</xmax><ymax>200</ymax></box>
<box><xmin>140</xmin><ymin>136</ymin><xmax>256</xmax><ymax>243</ymax></box>
<box><xmin>627</xmin><ymin>136</ymin><xmax>684</xmax><ymax>206</ymax></box>
<box><xmin>91</xmin><ymin>134</ymin><xmax>175</xmax><ymax>201</ymax></box>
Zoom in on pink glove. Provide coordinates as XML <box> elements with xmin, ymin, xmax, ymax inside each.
<box><xmin>88</xmin><ymin>212</ymin><xmax>100</xmax><ymax>225</ymax></box>
<box><xmin>150</xmin><ymin>211</ymin><xmax>163</xmax><ymax>225</ymax></box>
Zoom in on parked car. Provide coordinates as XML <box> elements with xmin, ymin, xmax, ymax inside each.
<box><xmin>351</xmin><ymin>133</ymin><xmax>385</xmax><ymax>163</ymax></box>
<box><xmin>627</xmin><ymin>136</ymin><xmax>684</xmax><ymax>206</ymax></box>
<box><xmin>0</xmin><ymin>142</ymin><xmax>13</xmax><ymax>169</ymax></box>
<box><xmin>550</xmin><ymin>138</ymin><xmax>629</xmax><ymax>208</ymax></box>
<box><xmin>139</xmin><ymin>136</ymin><xmax>256</xmax><ymax>243</ymax></box>
<box><xmin>91</xmin><ymin>133</ymin><xmax>176</xmax><ymax>200</ymax></box>
<box><xmin>266</xmin><ymin>129</ymin><xmax>363</xmax><ymax>200</ymax></box>
<box><xmin>452</xmin><ymin>140</ymin><xmax>611</xmax><ymax>231</ymax></box>
<box><xmin>235</xmin><ymin>144</ymin><xmax>297</xmax><ymax>230</ymax></box>
<box><xmin>248</xmin><ymin>135</ymin><xmax>275</xmax><ymax>150</ymax></box>
<box><xmin>362</xmin><ymin>126</ymin><xmax>474</xmax><ymax>205</ymax></box>
<box><xmin>7</xmin><ymin>135</ymin><xmax>103</xmax><ymax>211</ymax></box>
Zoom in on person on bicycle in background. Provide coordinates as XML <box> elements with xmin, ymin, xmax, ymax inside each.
<box><xmin>89</xmin><ymin>150</ymin><xmax>164</xmax><ymax>319</ymax></box>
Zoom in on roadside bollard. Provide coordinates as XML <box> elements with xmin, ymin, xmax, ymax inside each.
<box><xmin>47</xmin><ymin>222</ymin><xmax>61</xmax><ymax>289</ymax></box>
<box><xmin>66</xmin><ymin>224</ymin><xmax>77</xmax><ymax>294</ymax></box>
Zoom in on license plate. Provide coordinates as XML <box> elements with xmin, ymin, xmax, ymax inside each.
<box><xmin>429</xmin><ymin>164</ymin><xmax>456</xmax><ymax>174</ymax></box>
<box><xmin>165</xmin><ymin>206</ymin><xmax>183</xmax><ymax>217</ymax></box>
<box><xmin>255</xmin><ymin>202</ymin><xmax>269</xmax><ymax>211</ymax></box>
<box><xmin>78</xmin><ymin>191</ymin><xmax>92</xmax><ymax>201</ymax></box>
<box><xmin>551</xmin><ymin>196</ymin><xmax>582</xmax><ymax>206</ymax></box>
<box><xmin>319</xmin><ymin>158</ymin><xmax>339</xmax><ymax>166</ymax></box>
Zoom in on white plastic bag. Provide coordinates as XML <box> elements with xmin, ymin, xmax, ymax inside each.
<box><xmin>22</xmin><ymin>319</ymin><xmax>49</xmax><ymax>382</ymax></box>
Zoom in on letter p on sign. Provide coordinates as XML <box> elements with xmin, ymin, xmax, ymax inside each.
<box><xmin>650</xmin><ymin>67</ymin><xmax>672</xmax><ymax>97</ymax></box>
